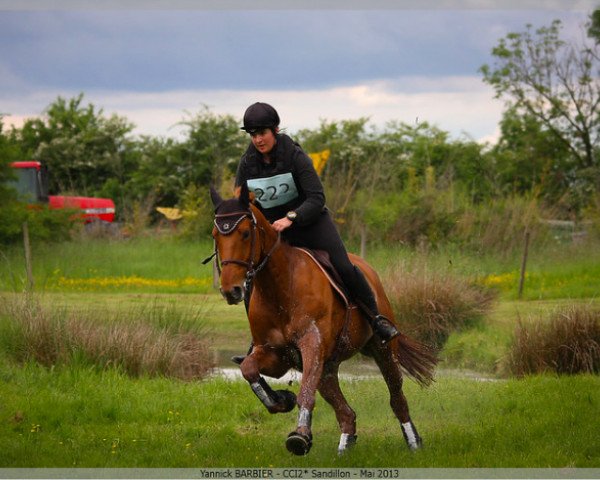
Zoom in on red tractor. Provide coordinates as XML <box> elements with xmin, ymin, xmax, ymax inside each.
<box><xmin>10</xmin><ymin>161</ymin><xmax>115</xmax><ymax>224</ymax></box>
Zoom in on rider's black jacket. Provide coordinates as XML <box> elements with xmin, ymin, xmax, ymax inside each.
<box><xmin>235</xmin><ymin>133</ymin><xmax>325</xmax><ymax>226</ymax></box>
<box><xmin>235</xmin><ymin>133</ymin><xmax>370</xmax><ymax>308</ymax></box>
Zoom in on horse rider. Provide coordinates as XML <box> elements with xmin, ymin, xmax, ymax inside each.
<box><xmin>231</xmin><ymin>102</ymin><xmax>399</xmax><ymax>363</ymax></box>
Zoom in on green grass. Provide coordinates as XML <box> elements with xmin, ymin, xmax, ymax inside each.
<box><xmin>0</xmin><ymin>358</ymin><xmax>598</xmax><ymax>468</ymax></box>
<box><xmin>0</xmin><ymin>237</ymin><xmax>215</xmax><ymax>293</ymax></box>
<box><xmin>366</xmin><ymin>240</ymin><xmax>600</xmax><ymax>302</ymax></box>
<box><xmin>1</xmin><ymin>236</ymin><xmax>600</xmax><ymax>468</ymax></box>
<box><xmin>2</xmin><ymin>236</ymin><xmax>600</xmax><ymax>299</ymax></box>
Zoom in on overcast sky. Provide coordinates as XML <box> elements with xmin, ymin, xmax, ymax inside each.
<box><xmin>0</xmin><ymin>1</ymin><xmax>596</xmax><ymax>144</ymax></box>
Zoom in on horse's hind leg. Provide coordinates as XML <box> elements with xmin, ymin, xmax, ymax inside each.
<box><xmin>318</xmin><ymin>365</ymin><xmax>358</xmax><ymax>455</ymax></box>
<box><xmin>240</xmin><ymin>345</ymin><xmax>296</xmax><ymax>414</ymax></box>
<box><xmin>367</xmin><ymin>342</ymin><xmax>423</xmax><ymax>450</ymax></box>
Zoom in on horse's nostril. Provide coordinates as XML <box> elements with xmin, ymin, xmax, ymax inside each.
<box><xmin>233</xmin><ymin>286</ymin><xmax>244</xmax><ymax>299</ymax></box>
<box><xmin>222</xmin><ymin>285</ymin><xmax>244</xmax><ymax>305</ymax></box>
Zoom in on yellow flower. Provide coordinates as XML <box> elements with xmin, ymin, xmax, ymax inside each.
<box><xmin>53</xmin><ymin>275</ymin><xmax>211</xmax><ymax>291</ymax></box>
<box><xmin>478</xmin><ymin>272</ymin><xmax>521</xmax><ymax>290</ymax></box>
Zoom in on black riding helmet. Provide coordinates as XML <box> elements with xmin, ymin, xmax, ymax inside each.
<box><xmin>241</xmin><ymin>102</ymin><xmax>280</xmax><ymax>133</ymax></box>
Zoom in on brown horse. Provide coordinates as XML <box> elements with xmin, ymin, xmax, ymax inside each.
<box><xmin>209</xmin><ymin>185</ymin><xmax>436</xmax><ymax>456</ymax></box>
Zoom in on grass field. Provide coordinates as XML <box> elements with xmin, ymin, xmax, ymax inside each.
<box><xmin>3</xmin><ymin>237</ymin><xmax>600</xmax><ymax>300</ymax></box>
<box><xmin>1</xmin><ymin>237</ymin><xmax>599</xmax><ymax>469</ymax></box>
<box><xmin>1</xmin><ymin>358</ymin><xmax>599</xmax><ymax>468</ymax></box>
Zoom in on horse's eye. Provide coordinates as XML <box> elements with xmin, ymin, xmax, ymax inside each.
<box><xmin>241</xmin><ymin>230</ymin><xmax>250</xmax><ymax>240</ymax></box>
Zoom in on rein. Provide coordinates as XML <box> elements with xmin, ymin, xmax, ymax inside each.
<box><xmin>205</xmin><ymin>209</ymin><xmax>281</xmax><ymax>311</ymax></box>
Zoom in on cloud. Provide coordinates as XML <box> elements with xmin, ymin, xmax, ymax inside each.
<box><xmin>0</xmin><ymin>9</ymin><xmax>590</xmax><ymax>93</ymax></box>
<box><xmin>0</xmin><ymin>76</ymin><xmax>504</xmax><ymax>144</ymax></box>
<box><xmin>0</xmin><ymin>7</ymin><xmax>590</xmax><ymax>146</ymax></box>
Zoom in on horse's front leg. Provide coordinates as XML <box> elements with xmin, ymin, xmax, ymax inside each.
<box><xmin>286</xmin><ymin>327</ymin><xmax>324</xmax><ymax>456</ymax></box>
<box><xmin>240</xmin><ymin>344</ymin><xmax>296</xmax><ymax>414</ymax></box>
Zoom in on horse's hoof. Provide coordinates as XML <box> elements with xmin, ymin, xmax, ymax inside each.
<box><xmin>286</xmin><ymin>432</ymin><xmax>312</xmax><ymax>456</ymax></box>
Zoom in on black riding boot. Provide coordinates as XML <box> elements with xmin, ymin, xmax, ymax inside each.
<box><xmin>349</xmin><ymin>266</ymin><xmax>400</xmax><ymax>343</ymax></box>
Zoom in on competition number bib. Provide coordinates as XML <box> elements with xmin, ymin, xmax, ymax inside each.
<box><xmin>247</xmin><ymin>173</ymin><xmax>299</xmax><ymax>209</ymax></box>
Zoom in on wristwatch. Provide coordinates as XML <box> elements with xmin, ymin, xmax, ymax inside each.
<box><xmin>286</xmin><ymin>211</ymin><xmax>298</xmax><ymax>222</ymax></box>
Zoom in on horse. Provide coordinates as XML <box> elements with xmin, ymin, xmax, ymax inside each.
<box><xmin>209</xmin><ymin>185</ymin><xmax>437</xmax><ymax>456</ymax></box>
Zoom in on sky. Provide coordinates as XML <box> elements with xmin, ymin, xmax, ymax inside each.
<box><xmin>0</xmin><ymin>0</ymin><xmax>597</xmax><ymax>144</ymax></box>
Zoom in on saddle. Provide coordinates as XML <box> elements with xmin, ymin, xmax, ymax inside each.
<box><xmin>295</xmin><ymin>248</ymin><xmax>353</xmax><ymax>309</ymax></box>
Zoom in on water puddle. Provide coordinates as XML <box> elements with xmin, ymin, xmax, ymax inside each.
<box><xmin>210</xmin><ymin>352</ymin><xmax>499</xmax><ymax>383</ymax></box>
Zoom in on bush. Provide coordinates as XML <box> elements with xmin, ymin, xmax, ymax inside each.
<box><xmin>387</xmin><ymin>190</ymin><xmax>458</xmax><ymax>248</ymax></box>
<box><xmin>0</xmin><ymin>202</ymin><xmax>75</xmax><ymax>244</ymax></box>
<box><xmin>177</xmin><ymin>183</ymin><xmax>214</xmax><ymax>241</ymax></box>
<box><xmin>0</xmin><ymin>295</ymin><xmax>215</xmax><ymax>380</ymax></box>
<box><xmin>452</xmin><ymin>195</ymin><xmax>553</xmax><ymax>255</ymax></box>
<box><xmin>120</xmin><ymin>193</ymin><xmax>156</xmax><ymax>238</ymax></box>
<box><xmin>384</xmin><ymin>264</ymin><xmax>495</xmax><ymax>350</ymax></box>
<box><xmin>582</xmin><ymin>193</ymin><xmax>600</xmax><ymax>242</ymax></box>
<box><xmin>504</xmin><ymin>305</ymin><xmax>600</xmax><ymax>376</ymax></box>
<box><xmin>346</xmin><ymin>189</ymin><xmax>459</xmax><ymax>249</ymax></box>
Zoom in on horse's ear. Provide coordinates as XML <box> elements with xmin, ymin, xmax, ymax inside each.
<box><xmin>239</xmin><ymin>182</ymin><xmax>250</xmax><ymax>206</ymax></box>
<box><xmin>209</xmin><ymin>185</ymin><xmax>223</xmax><ymax>207</ymax></box>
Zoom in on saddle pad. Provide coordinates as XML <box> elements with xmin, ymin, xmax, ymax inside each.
<box><xmin>295</xmin><ymin>248</ymin><xmax>351</xmax><ymax>308</ymax></box>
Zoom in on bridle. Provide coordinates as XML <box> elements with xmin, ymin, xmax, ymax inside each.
<box><xmin>203</xmin><ymin>208</ymin><xmax>281</xmax><ymax>309</ymax></box>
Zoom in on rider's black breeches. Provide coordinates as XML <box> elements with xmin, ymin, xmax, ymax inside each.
<box><xmin>282</xmin><ymin>210</ymin><xmax>379</xmax><ymax>314</ymax></box>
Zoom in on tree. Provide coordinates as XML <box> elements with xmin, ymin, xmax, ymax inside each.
<box><xmin>126</xmin><ymin>136</ymin><xmax>183</xmax><ymax>209</ymax></box>
<box><xmin>489</xmin><ymin>106</ymin><xmax>571</xmax><ymax>203</ymax></box>
<box><xmin>379</xmin><ymin>121</ymin><xmax>492</xmax><ymax>201</ymax></box>
<box><xmin>480</xmin><ymin>18</ymin><xmax>600</xmax><ymax>207</ymax></box>
<box><xmin>296</xmin><ymin>118</ymin><xmax>384</xmax><ymax>234</ymax></box>
<box><xmin>0</xmin><ymin>118</ymin><xmax>74</xmax><ymax>244</ymax></box>
<box><xmin>14</xmin><ymin>94</ymin><xmax>136</xmax><ymax>197</ymax></box>
<box><xmin>0</xmin><ymin>116</ymin><xmax>21</xmax><ymax>200</ymax></box>
<box><xmin>587</xmin><ymin>8</ymin><xmax>600</xmax><ymax>44</ymax></box>
<box><xmin>177</xmin><ymin>106</ymin><xmax>247</xmax><ymax>191</ymax></box>
<box><xmin>120</xmin><ymin>107</ymin><xmax>247</xmax><ymax>224</ymax></box>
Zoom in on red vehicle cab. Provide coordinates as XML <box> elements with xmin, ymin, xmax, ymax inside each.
<box><xmin>10</xmin><ymin>161</ymin><xmax>115</xmax><ymax>224</ymax></box>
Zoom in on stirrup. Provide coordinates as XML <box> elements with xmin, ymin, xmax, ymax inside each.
<box><xmin>372</xmin><ymin>314</ymin><xmax>400</xmax><ymax>344</ymax></box>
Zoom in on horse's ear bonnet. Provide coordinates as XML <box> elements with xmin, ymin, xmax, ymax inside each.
<box><xmin>214</xmin><ymin>213</ymin><xmax>248</xmax><ymax>235</ymax></box>
<box><xmin>213</xmin><ymin>184</ymin><xmax>255</xmax><ymax>235</ymax></box>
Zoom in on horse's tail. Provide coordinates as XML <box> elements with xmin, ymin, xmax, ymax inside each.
<box><xmin>394</xmin><ymin>333</ymin><xmax>437</xmax><ymax>387</ymax></box>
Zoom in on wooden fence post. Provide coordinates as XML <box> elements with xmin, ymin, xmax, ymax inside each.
<box><xmin>518</xmin><ymin>230</ymin><xmax>530</xmax><ymax>299</ymax></box>
<box><xmin>360</xmin><ymin>224</ymin><xmax>367</xmax><ymax>259</ymax></box>
<box><xmin>22</xmin><ymin>222</ymin><xmax>34</xmax><ymax>292</ymax></box>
